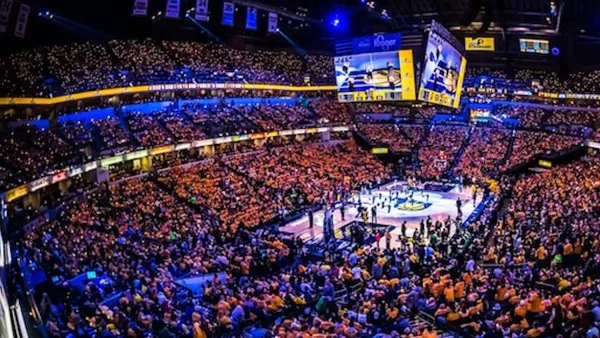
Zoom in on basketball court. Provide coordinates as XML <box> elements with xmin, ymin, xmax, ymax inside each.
<box><xmin>279</xmin><ymin>181</ymin><xmax>479</xmax><ymax>249</ymax></box>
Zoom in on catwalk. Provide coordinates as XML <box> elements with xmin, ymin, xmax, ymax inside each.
<box><xmin>279</xmin><ymin>181</ymin><xmax>479</xmax><ymax>249</ymax></box>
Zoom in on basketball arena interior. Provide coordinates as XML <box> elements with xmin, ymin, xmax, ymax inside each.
<box><xmin>1</xmin><ymin>0</ymin><xmax>600</xmax><ymax>337</ymax></box>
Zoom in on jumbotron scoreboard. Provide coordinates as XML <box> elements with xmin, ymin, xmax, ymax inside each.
<box><xmin>334</xmin><ymin>33</ymin><xmax>416</xmax><ymax>102</ymax></box>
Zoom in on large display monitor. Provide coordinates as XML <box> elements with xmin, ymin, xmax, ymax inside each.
<box><xmin>519</xmin><ymin>38</ymin><xmax>550</xmax><ymax>54</ymax></box>
<box><xmin>418</xmin><ymin>20</ymin><xmax>467</xmax><ymax>109</ymax></box>
<box><xmin>335</xmin><ymin>49</ymin><xmax>416</xmax><ymax>102</ymax></box>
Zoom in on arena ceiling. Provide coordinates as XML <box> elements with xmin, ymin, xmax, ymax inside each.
<box><xmin>1</xmin><ymin>0</ymin><xmax>599</xmax><ymax>55</ymax></box>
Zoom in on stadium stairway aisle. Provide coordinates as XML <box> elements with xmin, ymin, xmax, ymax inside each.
<box><xmin>117</xmin><ymin>110</ymin><xmax>138</xmax><ymax>145</ymax></box>
<box><xmin>498</xmin><ymin>129</ymin><xmax>517</xmax><ymax>171</ymax></box>
<box><xmin>151</xmin><ymin>110</ymin><xmax>178</xmax><ymax>141</ymax></box>
<box><xmin>411</xmin><ymin>125</ymin><xmax>431</xmax><ymax>172</ymax></box>
<box><xmin>448</xmin><ymin>126</ymin><xmax>474</xmax><ymax>178</ymax></box>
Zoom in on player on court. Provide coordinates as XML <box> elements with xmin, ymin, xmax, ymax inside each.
<box><xmin>387</xmin><ymin>61</ymin><xmax>394</xmax><ymax>75</ymax></box>
<box><xmin>388</xmin><ymin>74</ymin><xmax>395</xmax><ymax>90</ymax></box>
<box><xmin>366</xmin><ymin>64</ymin><xmax>374</xmax><ymax>82</ymax></box>
<box><xmin>342</xmin><ymin>61</ymin><xmax>350</xmax><ymax>74</ymax></box>
<box><xmin>348</xmin><ymin>77</ymin><xmax>355</xmax><ymax>92</ymax></box>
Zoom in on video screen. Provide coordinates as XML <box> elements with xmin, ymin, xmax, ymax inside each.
<box><xmin>469</xmin><ymin>108</ymin><xmax>491</xmax><ymax>122</ymax></box>
<box><xmin>418</xmin><ymin>23</ymin><xmax>467</xmax><ymax>109</ymax></box>
<box><xmin>519</xmin><ymin>38</ymin><xmax>549</xmax><ymax>54</ymax></box>
<box><xmin>335</xmin><ymin>50</ymin><xmax>416</xmax><ymax>102</ymax></box>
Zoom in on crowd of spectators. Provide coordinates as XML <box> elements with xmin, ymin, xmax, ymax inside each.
<box><xmin>309</xmin><ymin>98</ymin><xmax>351</xmax><ymax>124</ymax></box>
<box><xmin>546</xmin><ymin>109</ymin><xmax>600</xmax><ymax>128</ymax></box>
<box><xmin>0</xmin><ymin>125</ymin><xmax>87</xmax><ymax>185</ymax></box>
<box><xmin>23</xmin><ymin>176</ymin><xmax>295</xmax><ymax>337</ymax></box>
<box><xmin>21</xmin><ymin>140</ymin><xmax>393</xmax><ymax>336</ymax></box>
<box><xmin>59</xmin><ymin>121</ymin><xmax>94</xmax><ymax>148</ymax></box>
<box><xmin>496</xmin><ymin>105</ymin><xmax>600</xmax><ymax>129</ymax></box>
<box><xmin>467</xmin><ymin>67</ymin><xmax>600</xmax><ymax>95</ymax></box>
<box><xmin>155</xmin><ymin>111</ymin><xmax>206</xmax><ymax>143</ymax></box>
<box><xmin>92</xmin><ymin>116</ymin><xmax>135</xmax><ymax>155</ymax></box>
<box><xmin>565</xmin><ymin>71</ymin><xmax>600</xmax><ymax>93</ymax></box>
<box><xmin>358</xmin><ymin>124</ymin><xmax>424</xmax><ymax>153</ymax></box>
<box><xmin>228</xmin><ymin>141</ymin><xmax>390</xmax><ymax>205</ymax></box>
<box><xmin>413</xmin><ymin>108</ymin><xmax>439</xmax><ymax>121</ymax></box>
<box><xmin>417</xmin><ymin>126</ymin><xmax>468</xmax><ymax>180</ymax></box>
<box><xmin>126</xmin><ymin>112</ymin><xmax>173</xmax><ymax>148</ymax></box>
<box><xmin>6</xmin><ymin>101</ymin><xmax>600</xmax><ymax>338</ymax></box>
<box><xmin>495</xmin><ymin>105</ymin><xmax>550</xmax><ymax>129</ymax></box>
<box><xmin>303</xmin><ymin>54</ymin><xmax>336</xmax><ymax>84</ymax></box>
<box><xmin>354</xmin><ymin>104</ymin><xmax>411</xmax><ymax>117</ymax></box>
<box><xmin>47</xmin><ymin>43</ymin><xmax>122</xmax><ymax>95</ymax></box>
<box><xmin>6</xmin><ymin>43</ymin><xmax>600</xmax><ymax>100</ymax></box>
<box><xmin>5</xmin><ymin>39</ymin><xmax>600</xmax><ymax>337</ymax></box>
<box><xmin>0</xmin><ymin>40</ymin><xmax>338</xmax><ymax>97</ymax></box>
<box><xmin>0</xmin><ymin>100</ymin><xmax>340</xmax><ymax>191</ymax></box>
<box><xmin>500</xmin><ymin>131</ymin><xmax>582</xmax><ymax>172</ymax></box>
<box><xmin>455</xmin><ymin>128</ymin><xmax>511</xmax><ymax>181</ymax></box>
<box><xmin>465</xmin><ymin>67</ymin><xmax>508</xmax><ymax>79</ymax></box>
<box><xmin>22</xmin><ymin>143</ymin><xmax>600</xmax><ymax>338</ymax></box>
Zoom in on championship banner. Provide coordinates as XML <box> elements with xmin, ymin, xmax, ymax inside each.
<box><xmin>195</xmin><ymin>0</ymin><xmax>209</xmax><ymax>21</ymax></box>
<box><xmin>0</xmin><ymin>0</ymin><xmax>14</xmax><ymax>33</ymax></box>
<box><xmin>13</xmin><ymin>3</ymin><xmax>29</xmax><ymax>38</ymax></box>
<box><xmin>165</xmin><ymin>0</ymin><xmax>181</xmax><ymax>18</ymax></box>
<box><xmin>465</xmin><ymin>37</ymin><xmax>495</xmax><ymax>51</ymax></box>
<box><xmin>132</xmin><ymin>0</ymin><xmax>149</xmax><ymax>16</ymax></box>
<box><xmin>267</xmin><ymin>12</ymin><xmax>277</xmax><ymax>33</ymax></box>
<box><xmin>222</xmin><ymin>2</ymin><xmax>234</xmax><ymax>26</ymax></box>
<box><xmin>245</xmin><ymin>7</ymin><xmax>257</xmax><ymax>30</ymax></box>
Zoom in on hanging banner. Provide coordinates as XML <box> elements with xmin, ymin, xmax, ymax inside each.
<box><xmin>13</xmin><ymin>3</ymin><xmax>29</xmax><ymax>38</ymax></box>
<box><xmin>246</xmin><ymin>7</ymin><xmax>257</xmax><ymax>30</ymax></box>
<box><xmin>165</xmin><ymin>0</ymin><xmax>181</xmax><ymax>18</ymax></box>
<box><xmin>268</xmin><ymin>12</ymin><xmax>278</xmax><ymax>33</ymax></box>
<box><xmin>195</xmin><ymin>0</ymin><xmax>209</xmax><ymax>21</ymax></box>
<box><xmin>132</xmin><ymin>0</ymin><xmax>149</xmax><ymax>16</ymax></box>
<box><xmin>222</xmin><ymin>2</ymin><xmax>234</xmax><ymax>26</ymax></box>
<box><xmin>0</xmin><ymin>0</ymin><xmax>14</xmax><ymax>33</ymax></box>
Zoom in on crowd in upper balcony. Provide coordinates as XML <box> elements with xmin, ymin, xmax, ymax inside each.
<box><xmin>0</xmin><ymin>40</ymin><xmax>335</xmax><ymax>98</ymax></box>
<box><xmin>6</xmin><ymin>41</ymin><xmax>600</xmax><ymax>100</ymax></box>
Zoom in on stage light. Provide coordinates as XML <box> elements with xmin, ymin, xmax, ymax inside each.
<box><xmin>381</xmin><ymin>9</ymin><xmax>390</xmax><ymax>20</ymax></box>
<box><xmin>332</xmin><ymin>18</ymin><xmax>340</xmax><ymax>27</ymax></box>
<box><xmin>276</xmin><ymin>28</ymin><xmax>280</xmax><ymax>32</ymax></box>
<box><xmin>39</xmin><ymin>11</ymin><xmax>54</xmax><ymax>19</ymax></box>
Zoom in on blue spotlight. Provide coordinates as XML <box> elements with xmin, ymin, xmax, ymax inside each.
<box><xmin>326</xmin><ymin>10</ymin><xmax>349</xmax><ymax>34</ymax></box>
